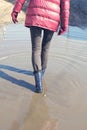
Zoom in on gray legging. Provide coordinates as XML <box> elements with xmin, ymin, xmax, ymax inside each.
<box><xmin>30</xmin><ymin>26</ymin><xmax>54</xmax><ymax>72</ymax></box>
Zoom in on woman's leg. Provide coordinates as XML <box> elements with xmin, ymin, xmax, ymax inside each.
<box><xmin>41</xmin><ymin>29</ymin><xmax>54</xmax><ymax>71</ymax></box>
<box><xmin>30</xmin><ymin>26</ymin><xmax>42</xmax><ymax>72</ymax></box>
<box><xmin>30</xmin><ymin>26</ymin><xmax>43</xmax><ymax>93</ymax></box>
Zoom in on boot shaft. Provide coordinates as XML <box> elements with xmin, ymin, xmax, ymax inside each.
<box><xmin>34</xmin><ymin>71</ymin><xmax>43</xmax><ymax>93</ymax></box>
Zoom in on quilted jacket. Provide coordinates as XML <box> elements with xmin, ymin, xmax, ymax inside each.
<box><xmin>12</xmin><ymin>0</ymin><xmax>70</xmax><ymax>31</ymax></box>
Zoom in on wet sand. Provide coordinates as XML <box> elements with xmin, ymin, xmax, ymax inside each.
<box><xmin>0</xmin><ymin>29</ymin><xmax>87</xmax><ymax>130</ymax></box>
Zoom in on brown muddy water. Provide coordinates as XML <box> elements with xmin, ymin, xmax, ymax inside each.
<box><xmin>0</xmin><ymin>24</ymin><xmax>87</xmax><ymax>130</ymax></box>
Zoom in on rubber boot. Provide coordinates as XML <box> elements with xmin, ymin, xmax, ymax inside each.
<box><xmin>34</xmin><ymin>71</ymin><xmax>43</xmax><ymax>93</ymax></box>
<box><xmin>42</xmin><ymin>69</ymin><xmax>45</xmax><ymax>77</ymax></box>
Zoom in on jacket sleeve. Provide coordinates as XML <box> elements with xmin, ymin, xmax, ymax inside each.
<box><xmin>12</xmin><ymin>0</ymin><xmax>26</xmax><ymax>13</ymax></box>
<box><xmin>60</xmin><ymin>0</ymin><xmax>70</xmax><ymax>28</ymax></box>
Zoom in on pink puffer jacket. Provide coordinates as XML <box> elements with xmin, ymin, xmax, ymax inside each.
<box><xmin>12</xmin><ymin>0</ymin><xmax>70</xmax><ymax>32</ymax></box>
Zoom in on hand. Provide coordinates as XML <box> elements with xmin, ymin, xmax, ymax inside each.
<box><xmin>11</xmin><ymin>11</ymin><xmax>18</xmax><ymax>23</ymax></box>
<box><xmin>58</xmin><ymin>26</ymin><xmax>67</xmax><ymax>35</ymax></box>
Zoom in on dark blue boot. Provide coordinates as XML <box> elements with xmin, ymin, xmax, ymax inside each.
<box><xmin>42</xmin><ymin>69</ymin><xmax>45</xmax><ymax>77</ymax></box>
<box><xmin>34</xmin><ymin>71</ymin><xmax>43</xmax><ymax>93</ymax></box>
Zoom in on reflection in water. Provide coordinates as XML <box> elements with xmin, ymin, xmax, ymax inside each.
<box><xmin>65</xmin><ymin>26</ymin><xmax>87</xmax><ymax>41</ymax></box>
<box><xmin>0</xmin><ymin>25</ymin><xmax>6</xmax><ymax>39</ymax></box>
<box><xmin>11</xmin><ymin>121</ymin><xmax>19</xmax><ymax>130</ymax></box>
<box><xmin>22</xmin><ymin>94</ymin><xmax>58</xmax><ymax>130</ymax></box>
<box><xmin>0</xmin><ymin>23</ymin><xmax>87</xmax><ymax>130</ymax></box>
<box><xmin>0</xmin><ymin>24</ymin><xmax>87</xmax><ymax>41</ymax></box>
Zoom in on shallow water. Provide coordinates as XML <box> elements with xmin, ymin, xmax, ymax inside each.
<box><xmin>0</xmin><ymin>24</ymin><xmax>87</xmax><ymax>130</ymax></box>
<box><xmin>0</xmin><ymin>24</ymin><xmax>87</xmax><ymax>41</ymax></box>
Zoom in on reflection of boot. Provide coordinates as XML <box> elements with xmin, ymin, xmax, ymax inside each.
<box><xmin>34</xmin><ymin>71</ymin><xmax>43</xmax><ymax>93</ymax></box>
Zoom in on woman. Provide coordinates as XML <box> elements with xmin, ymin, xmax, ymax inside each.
<box><xmin>11</xmin><ymin>0</ymin><xmax>70</xmax><ymax>93</ymax></box>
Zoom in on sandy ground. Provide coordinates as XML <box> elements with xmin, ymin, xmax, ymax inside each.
<box><xmin>0</xmin><ymin>0</ymin><xmax>25</xmax><ymax>25</ymax></box>
<box><xmin>0</xmin><ymin>25</ymin><xmax>87</xmax><ymax>130</ymax></box>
